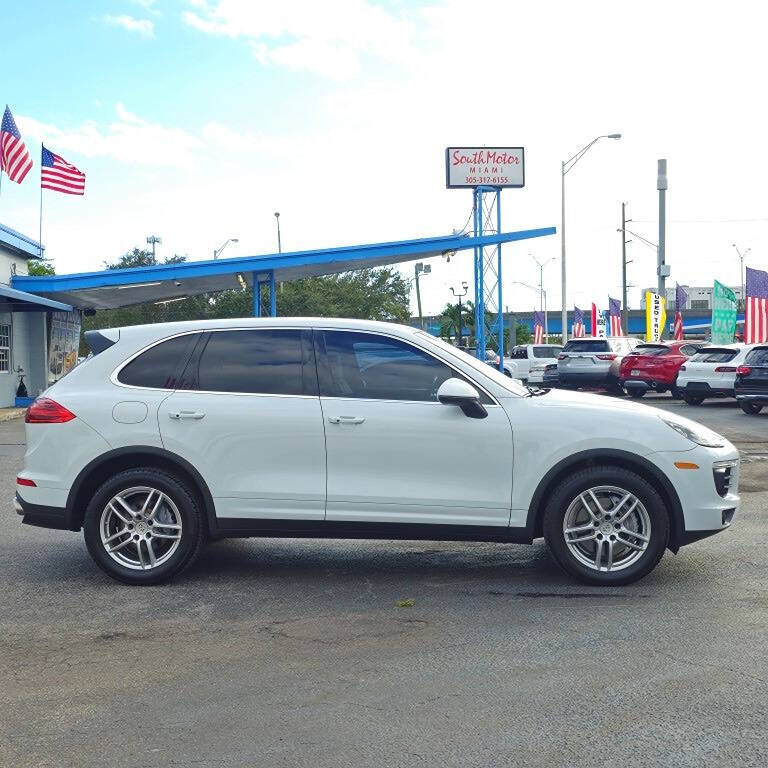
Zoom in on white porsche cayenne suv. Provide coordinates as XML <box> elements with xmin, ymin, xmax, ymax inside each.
<box><xmin>16</xmin><ymin>318</ymin><xmax>740</xmax><ymax>586</ymax></box>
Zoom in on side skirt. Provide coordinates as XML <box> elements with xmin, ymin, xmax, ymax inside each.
<box><xmin>214</xmin><ymin>518</ymin><xmax>533</xmax><ymax>544</ymax></box>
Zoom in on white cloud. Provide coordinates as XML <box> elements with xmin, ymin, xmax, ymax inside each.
<box><xmin>18</xmin><ymin>104</ymin><xmax>202</xmax><ymax>168</ymax></box>
<box><xmin>104</xmin><ymin>14</ymin><xmax>155</xmax><ymax>37</ymax></box>
<box><xmin>182</xmin><ymin>0</ymin><xmax>415</xmax><ymax>79</ymax></box>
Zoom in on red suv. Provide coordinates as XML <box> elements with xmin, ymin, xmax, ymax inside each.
<box><xmin>619</xmin><ymin>341</ymin><xmax>705</xmax><ymax>398</ymax></box>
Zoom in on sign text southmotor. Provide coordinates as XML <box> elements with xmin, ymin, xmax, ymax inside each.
<box><xmin>445</xmin><ymin>146</ymin><xmax>525</xmax><ymax>188</ymax></box>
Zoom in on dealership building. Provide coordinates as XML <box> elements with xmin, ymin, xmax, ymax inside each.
<box><xmin>0</xmin><ymin>224</ymin><xmax>76</xmax><ymax>408</ymax></box>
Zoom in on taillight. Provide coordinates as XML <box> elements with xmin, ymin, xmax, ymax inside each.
<box><xmin>25</xmin><ymin>398</ymin><xmax>76</xmax><ymax>424</ymax></box>
<box><xmin>737</xmin><ymin>365</ymin><xmax>752</xmax><ymax>376</ymax></box>
<box><xmin>17</xmin><ymin>477</ymin><xmax>36</xmax><ymax>486</ymax></box>
<box><xmin>596</xmin><ymin>353</ymin><xmax>617</xmax><ymax>360</ymax></box>
<box><xmin>714</xmin><ymin>366</ymin><xmax>737</xmax><ymax>373</ymax></box>
<box><xmin>679</xmin><ymin>364</ymin><xmax>686</xmax><ymax>371</ymax></box>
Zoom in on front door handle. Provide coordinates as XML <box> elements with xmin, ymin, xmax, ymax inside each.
<box><xmin>328</xmin><ymin>415</ymin><xmax>365</xmax><ymax>425</ymax></box>
<box><xmin>168</xmin><ymin>411</ymin><xmax>206</xmax><ymax>420</ymax></box>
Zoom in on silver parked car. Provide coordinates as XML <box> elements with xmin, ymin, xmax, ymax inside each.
<box><xmin>558</xmin><ymin>337</ymin><xmax>640</xmax><ymax>391</ymax></box>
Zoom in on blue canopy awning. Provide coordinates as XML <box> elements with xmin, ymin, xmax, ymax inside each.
<box><xmin>0</xmin><ymin>284</ymin><xmax>72</xmax><ymax>312</ymax></box>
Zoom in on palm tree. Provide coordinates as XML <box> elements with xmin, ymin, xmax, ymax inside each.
<box><xmin>438</xmin><ymin>300</ymin><xmax>475</xmax><ymax>342</ymax></box>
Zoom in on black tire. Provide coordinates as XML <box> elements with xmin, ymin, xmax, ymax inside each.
<box><xmin>627</xmin><ymin>388</ymin><xmax>646</xmax><ymax>399</ymax></box>
<box><xmin>680</xmin><ymin>392</ymin><xmax>705</xmax><ymax>405</ymax></box>
<box><xmin>670</xmin><ymin>387</ymin><xmax>682</xmax><ymax>400</ymax></box>
<box><xmin>83</xmin><ymin>468</ymin><xmax>204</xmax><ymax>585</ymax></box>
<box><xmin>543</xmin><ymin>465</ymin><xmax>670</xmax><ymax>586</ymax></box>
<box><xmin>740</xmin><ymin>400</ymin><xmax>764</xmax><ymax>415</ymax></box>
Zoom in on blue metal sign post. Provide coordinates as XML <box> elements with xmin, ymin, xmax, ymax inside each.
<box><xmin>473</xmin><ymin>185</ymin><xmax>504</xmax><ymax>371</ymax></box>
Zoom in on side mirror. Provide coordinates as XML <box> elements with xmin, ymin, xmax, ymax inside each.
<box><xmin>437</xmin><ymin>378</ymin><xmax>487</xmax><ymax>419</ymax></box>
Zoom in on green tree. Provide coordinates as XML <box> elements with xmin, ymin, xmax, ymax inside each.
<box><xmin>27</xmin><ymin>259</ymin><xmax>55</xmax><ymax>276</ymax></box>
<box><xmin>438</xmin><ymin>300</ymin><xmax>474</xmax><ymax>341</ymax></box>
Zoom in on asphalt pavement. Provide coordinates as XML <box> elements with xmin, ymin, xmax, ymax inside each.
<box><xmin>2</xmin><ymin>397</ymin><xmax>768</xmax><ymax>768</ymax></box>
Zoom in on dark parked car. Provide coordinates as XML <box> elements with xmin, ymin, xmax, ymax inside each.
<box><xmin>735</xmin><ymin>345</ymin><xmax>768</xmax><ymax>415</ymax></box>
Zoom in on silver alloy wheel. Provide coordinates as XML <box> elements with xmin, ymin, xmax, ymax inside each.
<box><xmin>99</xmin><ymin>486</ymin><xmax>182</xmax><ymax>571</ymax></box>
<box><xmin>562</xmin><ymin>485</ymin><xmax>651</xmax><ymax>572</ymax></box>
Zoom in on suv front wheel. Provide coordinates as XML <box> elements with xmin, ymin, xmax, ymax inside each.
<box><xmin>543</xmin><ymin>466</ymin><xmax>669</xmax><ymax>585</ymax></box>
<box><xmin>83</xmin><ymin>468</ymin><xmax>204</xmax><ymax>585</ymax></box>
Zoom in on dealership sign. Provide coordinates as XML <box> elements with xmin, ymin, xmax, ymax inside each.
<box><xmin>445</xmin><ymin>147</ymin><xmax>525</xmax><ymax>188</ymax></box>
<box><xmin>645</xmin><ymin>291</ymin><xmax>667</xmax><ymax>342</ymax></box>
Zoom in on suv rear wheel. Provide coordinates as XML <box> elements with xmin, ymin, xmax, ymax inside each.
<box><xmin>83</xmin><ymin>468</ymin><xmax>204</xmax><ymax>585</ymax></box>
<box><xmin>740</xmin><ymin>401</ymin><xmax>764</xmax><ymax>415</ymax></box>
<box><xmin>680</xmin><ymin>392</ymin><xmax>705</xmax><ymax>405</ymax></box>
<box><xmin>543</xmin><ymin>466</ymin><xmax>669</xmax><ymax>585</ymax></box>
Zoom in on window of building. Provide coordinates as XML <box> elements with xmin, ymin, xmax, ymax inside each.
<box><xmin>690</xmin><ymin>299</ymin><xmax>709</xmax><ymax>310</ymax></box>
<box><xmin>0</xmin><ymin>324</ymin><xmax>10</xmax><ymax>373</ymax></box>
<box><xmin>193</xmin><ymin>329</ymin><xmax>315</xmax><ymax>396</ymax></box>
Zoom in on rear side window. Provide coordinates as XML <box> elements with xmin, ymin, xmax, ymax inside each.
<box><xmin>533</xmin><ymin>346</ymin><xmax>561</xmax><ymax>358</ymax></box>
<box><xmin>633</xmin><ymin>345</ymin><xmax>669</xmax><ymax>357</ymax></box>
<box><xmin>689</xmin><ymin>348</ymin><xmax>738</xmax><ymax>363</ymax></box>
<box><xmin>745</xmin><ymin>347</ymin><xmax>768</xmax><ymax>365</ymax></box>
<box><xmin>191</xmin><ymin>329</ymin><xmax>315</xmax><ymax>396</ymax></box>
<box><xmin>117</xmin><ymin>334</ymin><xmax>200</xmax><ymax>389</ymax></box>
<box><xmin>562</xmin><ymin>340</ymin><xmax>609</xmax><ymax>353</ymax></box>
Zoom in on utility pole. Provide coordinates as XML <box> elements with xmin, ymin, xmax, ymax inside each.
<box><xmin>657</xmin><ymin>160</ymin><xmax>668</xmax><ymax>337</ymax></box>
<box><xmin>732</xmin><ymin>244</ymin><xmax>750</xmax><ymax>310</ymax></box>
<box><xmin>414</xmin><ymin>263</ymin><xmax>431</xmax><ymax>329</ymax></box>
<box><xmin>621</xmin><ymin>202</ymin><xmax>628</xmax><ymax>333</ymax></box>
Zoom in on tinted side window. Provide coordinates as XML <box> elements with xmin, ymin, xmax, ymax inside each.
<box><xmin>118</xmin><ymin>333</ymin><xmax>200</xmax><ymax>389</ymax></box>
<box><xmin>193</xmin><ymin>329</ymin><xmax>315</xmax><ymax>395</ymax></box>
<box><xmin>533</xmin><ymin>346</ymin><xmax>560</xmax><ymax>358</ymax></box>
<box><xmin>319</xmin><ymin>331</ymin><xmax>484</xmax><ymax>402</ymax></box>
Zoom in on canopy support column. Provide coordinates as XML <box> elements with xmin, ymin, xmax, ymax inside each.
<box><xmin>269</xmin><ymin>270</ymin><xmax>276</xmax><ymax>317</ymax></box>
<box><xmin>253</xmin><ymin>273</ymin><xmax>261</xmax><ymax>317</ymax></box>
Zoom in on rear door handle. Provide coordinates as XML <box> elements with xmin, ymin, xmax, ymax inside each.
<box><xmin>168</xmin><ymin>411</ymin><xmax>206</xmax><ymax>420</ymax></box>
<box><xmin>328</xmin><ymin>416</ymin><xmax>365</xmax><ymax>425</ymax></box>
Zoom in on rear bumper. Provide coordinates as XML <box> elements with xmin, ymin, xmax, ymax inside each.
<box><xmin>15</xmin><ymin>492</ymin><xmax>71</xmax><ymax>531</ymax></box>
<box><xmin>558</xmin><ymin>372</ymin><xmax>613</xmax><ymax>387</ymax></box>
<box><xmin>735</xmin><ymin>391</ymin><xmax>768</xmax><ymax>402</ymax></box>
<box><xmin>677</xmin><ymin>381</ymin><xmax>733</xmax><ymax>396</ymax></box>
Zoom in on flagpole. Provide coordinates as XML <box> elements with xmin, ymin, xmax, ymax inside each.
<box><xmin>39</xmin><ymin>144</ymin><xmax>44</xmax><ymax>258</ymax></box>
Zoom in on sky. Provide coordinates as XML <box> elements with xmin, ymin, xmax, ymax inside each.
<box><xmin>2</xmin><ymin>0</ymin><xmax>767</xmax><ymax>317</ymax></box>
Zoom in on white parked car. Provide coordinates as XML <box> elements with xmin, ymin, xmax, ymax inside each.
<box><xmin>16</xmin><ymin>318</ymin><xmax>739</xmax><ymax>587</ymax></box>
<box><xmin>501</xmin><ymin>344</ymin><xmax>562</xmax><ymax>381</ymax></box>
<box><xmin>676</xmin><ymin>344</ymin><xmax>754</xmax><ymax>405</ymax></box>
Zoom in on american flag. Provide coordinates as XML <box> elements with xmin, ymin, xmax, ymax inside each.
<box><xmin>609</xmin><ymin>296</ymin><xmax>623</xmax><ymax>336</ymax></box>
<box><xmin>674</xmin><ymin>283</ymin><xmax>687</xmax><ymax>340</ymax></box>
<box><xmin>41</xmin><ymin>145</ymin><xmax>85</xmax><ymax>195</ymax></box>
<box><xmin>1</xmin><ymin>106</ymin><xmax>33</xmax><ymax>184</ymax></box>
<box><xmin>533</xmin><ymin>310</ymin><xmax>545</xmax><ymax>344</ymax></box>
<box><xmin>572</xmin><ymin>306</ymin><xmax>585</xmax><ymax>337</ymax></box>
<box><xmin>745</xmin><ymin>266</ymin><xmax>768</xmax><ymax>344</ymax></box>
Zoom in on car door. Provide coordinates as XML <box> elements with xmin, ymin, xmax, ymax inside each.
<box><xmin>316</xmin><ymin>329</ymin><xmax>514</xmax><ymax>527</ymax></box>
<box><xmin>158</xmin><ymin>328</ymin><xmax>326</xmax><ymax>521</ymax></box>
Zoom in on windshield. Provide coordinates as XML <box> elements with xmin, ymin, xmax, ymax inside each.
<box><xmin>632</xmin><ymin>345</ymin><xmax>669</xmax><ymax>357</ymax></box>
<box><xmin>562</xmin><ymin>339</ymin><xmax>609</xmax><ymax>353</ymax></box>
<box><xmin>416</xmin><ymin>332</ymin><xmax>528</xmax><ymax>396</ymax></box>
<box><xmin>689</xmin><ymin>348</ymin><xmax>738</xmax><ymax>363</ymax></box>
<box><xmin>533</xmin><ymin>346</ymin><xmax>562</xmax><ymax>358</ymax></box>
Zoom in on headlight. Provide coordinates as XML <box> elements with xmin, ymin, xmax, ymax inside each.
<box><xmin>660</xmin><ymin>417</ymin><xmax>725</xmax><ymax>448</ymax></box>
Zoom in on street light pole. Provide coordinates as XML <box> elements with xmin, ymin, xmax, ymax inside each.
<box><xmin>621</xmin><ymin>202</ymin><xmax>628</xmax><ymax>333</ymax></box>
<box><xmin>213</xmin><ymin>237</ymin><xmax>239</xmax><ymax>260</ymax></box>
<box><xmin>560</xmin><ymin>133</ymin><xmax>622</xmax><ymax>344</ymax></box>
<box><xmin>414</xmin><ymin>262</ymin><xmax>431</xmax><ymax>330</ymax></box>
<box><xmin>274</xmin><ymin>212</ymin><xmax>282</xmax><ymax>254</ymax></box>
<box><xmin>732</xmin><ymin>244</ymin><xmax>750</xmax><ymax>309</ymax></box>
<box><xmin>450</xmin><ymin>282</ymin><xmax>468</xmax><ymax>348</ymax></box>
<box><xmin>531</xmin><ymin>253</ymin><xmax>554</xmax><ymax>340</ymax></box>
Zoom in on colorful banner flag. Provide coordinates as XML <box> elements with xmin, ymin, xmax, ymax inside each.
<box><xmin>645</xmin><ymin>291</ymin><xmax>667</xmax><ymax>342</ymax></box>
<box><xmin>744</xmin><ymin>266</ymin><xmax>768</xmax><ymax>344</ymax></box>
<box><xmin>609</xmin><ymin>296</ymin><xmax>623</xmax><ymax>336</ymax></box>
<box><xmin>591</xmin><ymin>303</ymin><xmax>598</xmax><ymax>336</ymax></box>
<box><xmin>572</xmin><ymin>306</ymin><xmax>585</xmax><ymax>338</ymax></box>
<box><xmin>674</xmin><ymin>284</ymin><xmax>687</xmax><ymax>340</ymax></box>
<box><xmin>711</xmin><ymin>280</ymin><xmax>737</xmax><ymax>344</ymax></box>
<box><xmin>533</xmin><ymin>310</ymin><xmax>545</xmax><ymax>344</ymax></box>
